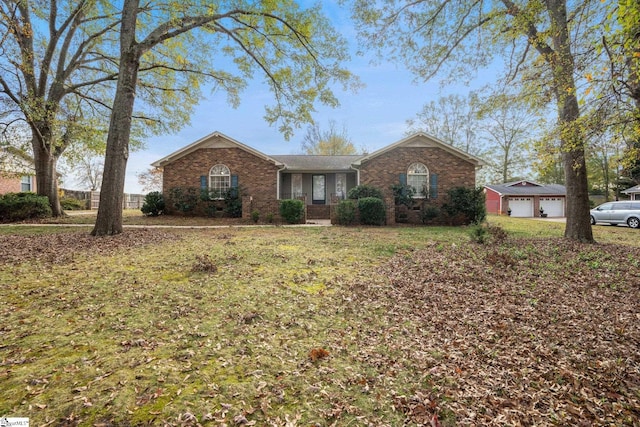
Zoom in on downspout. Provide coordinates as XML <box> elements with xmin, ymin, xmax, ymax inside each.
<box><xmin>350</xmin><ymin>163</ymin><xmax>360</xmax><ymax>186</ymax></box>
<box><xmin>276</xmin><ymin>163</ymin><xmax>286</xmax><ymax>200</ymax></box>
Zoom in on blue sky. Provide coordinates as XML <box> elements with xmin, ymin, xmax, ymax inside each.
<box><xmin>122</xmin><ymin>2</ymin><xmax>491</xmax><ymax>193</ymax></box>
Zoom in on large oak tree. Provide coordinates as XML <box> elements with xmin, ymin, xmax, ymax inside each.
<box><xmin>350</xmin><ymin>0</ymin><xmax>607</xmax><ymax>242</ymax></box>
<box><xmin>0</xmin><ymin>0</ymin><xmax>204</xmax><ymax>216</ymax></box>
<box><xmin>92</xmin><ymin>0</ymin><xmax>355</xmax><ymax>235</ymax></box>
<box><xmin>0</xmin><ymin>0</ymin><xmax>120</xmax><ymax>215</ymax></box>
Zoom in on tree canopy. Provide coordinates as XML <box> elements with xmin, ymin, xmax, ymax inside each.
<box><xmin>301</xmin><ymin>120</ymin><xmax>357</xmax><ymax>155</ymax></box>
<box><xmin>0</xmin><ymin>0</ymin><xmax>205</xmax><ymax>215</ymax></box>
<box><xmin>350</xmin><ymin>0</ymin><xmax>610</xmax><ymax>242</ymax></box>
<box><xmin>92</xmin><ymin>0</ymin><xmax>357</xmax><ymax>235</ymax></box>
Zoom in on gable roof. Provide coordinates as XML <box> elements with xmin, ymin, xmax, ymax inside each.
<box><xmin>151</xmin><ymin>131</ymin><xmax>284</xmax><ymax>168</ymax></box>
<box><xmin>352</xmin><ymin>132</ymin><xmax>486</xmax><ymax>168</ymax></box>
<box><xmin>622</xmin><ymin>184</ymin><xmax>640</xmax><ymax>194</ymax></box>
<box><xmin>485</xmin><ymin>182</ymin><xmax>566</xmax><ymax>196</ymax></box>
<box><xmin>0</xmin><ymin>147</ymin><xmax>35</xmax><ymax>175</ymax></box>
<box><xmin>152</xmin><ymin>131</ymin><xmax>486</xmax><ymax>171</ymax></box>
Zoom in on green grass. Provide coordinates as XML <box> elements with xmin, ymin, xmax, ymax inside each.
<box><xmin>0</xmin><ymin>227</ymin><xmax>452</xmax><ymax>425</ymax></box>
<box><xmin>1</xmin><ymin>217</ymin><xmax>639</xmax><ymax>425</ymax></box>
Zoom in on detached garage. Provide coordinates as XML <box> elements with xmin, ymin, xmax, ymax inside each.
<box><xmin>485</xmin><ymin>181</ymin><xmax>566</xmax><ymax>218</ymax></box>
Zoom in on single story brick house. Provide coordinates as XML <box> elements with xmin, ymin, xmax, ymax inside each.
<box><xmin>622</xmin><ymin>184</ymin><xmax>640</xmax><ymax>200</ymax></box>
<box><xmin>152</xmin><ymin>131</ymin><xmax>485</xmax><ymax>223</ymax></box>
<box><xmin>0</xmin><ymin>147</ymin><xmax>37</xmax><ymax>194</ymax></box>
<box><xmin>484</xmin><ymin>180</ymin><xmax>567</xmax><ymax>217</ymax></box>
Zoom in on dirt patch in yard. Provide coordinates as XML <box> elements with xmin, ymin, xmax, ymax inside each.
<box><xmin>346</xmin><ymin>238</ymin><xmax>640</xmax><ymax>425</ymax></box>
<box><xmin>0</xmin><ymin>229</ymin><xmax>180</xmax><ymax>265</ymax></box>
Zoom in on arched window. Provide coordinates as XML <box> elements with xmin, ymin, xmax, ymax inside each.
<box><xmin>209</xmin><ymin>164</ymin><xmax>231</xmax><ymax>199</ymax></box>
<box><xmin>407</xmin><ymin>163</ymin><xmax>429</xmax><ymax>197</ymax></box>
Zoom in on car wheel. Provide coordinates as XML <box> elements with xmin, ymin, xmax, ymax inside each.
<box><xmin>628</xmin><ymin>217</ymin><xmax>640</xmax><ymax>229</ymax></box>
<box><xmin>590</xmin><ymin>215</ymin><xmax>596</xmax><ymax>225</ymax></box>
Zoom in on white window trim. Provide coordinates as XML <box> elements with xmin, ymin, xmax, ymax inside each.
<box><xmin>209</xmin><ymin>164</ymin><xmax>231</xmax><ymax>200</ymax></box>
<box><xmin>407</xmin><ymin>163</ymin><xmax>429</xmax><ymax>198</ymax></box>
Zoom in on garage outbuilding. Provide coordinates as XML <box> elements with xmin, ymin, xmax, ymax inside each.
<box><xmin>484</xmin><ymin>181</ymin><xmax>566</xmax><ymax>218</ymax></box>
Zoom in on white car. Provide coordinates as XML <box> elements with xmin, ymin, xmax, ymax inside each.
<box><xmin>590</xmin><ymin>201</ymin><xmax>640</xmax><ymax>228</ymax></box>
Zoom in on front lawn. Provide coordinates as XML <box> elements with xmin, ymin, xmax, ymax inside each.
<box><xmin>0</xmin><ymin>221</ymin><xmax>638</xmax><ymax>425</ymax></box>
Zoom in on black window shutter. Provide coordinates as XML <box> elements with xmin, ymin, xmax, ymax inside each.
<box><xmin>430</xmin><ymin>174</ymin><xmax>438</xmax><ymax>199</ymax></box>
<box><xmin>200</xmin><ymin>175</ymin><xmax>207</xmax><ymax>190</ymax></box>
<box><xmin>231</xmin><ymin>175</ymin><xmax>239</xmax><ymax>188</ymax></box>
<box><xmin>399</xmin><ymin>173</ymin><xmax>407</xmax><ymax>186</ymax></box>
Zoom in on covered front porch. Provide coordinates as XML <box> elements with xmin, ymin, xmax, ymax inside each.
<box><xmin>279</xmin><ymin>172</ymin><xmax>357</xmax><ymax>219</ymax></box>
<box><xmin>270</xmin><ymin>154</ymin><xmax>362</xmax><ymax>219</ymax></box>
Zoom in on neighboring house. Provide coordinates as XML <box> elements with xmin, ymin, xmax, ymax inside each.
<box><xmin>621</xmin><ymin>184</ymin><xmax>640</xmax><ymax>200</ymax></box>
<box><xmin>0</xmin><ymin>147</ymin><xmax>36</xmax><ymax>194</ymax></box>
<box><xmin>152</xmin><ymin>131</ymin><xmax>485</xmax><ymax>223</ymax></box>
<box><xmin>484</xmin><ymin>180</ymin><xmax>567</xmax><ymax>217</ymax></box>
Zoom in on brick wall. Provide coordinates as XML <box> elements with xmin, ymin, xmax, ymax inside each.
<box><xmin>163</xmin><ymin>147</ymin><xmax>280</xmax><ymax>215</ymax></box>
<box><xmin>0</xmin><ymin>175</ymin><xmax>35</xmax><ymax>194</ymax></box>
<box><xmin>359</xmin><ymin>146</ymin><xmax>476</xmax><ymax>201</ymax></box>
<box><xmin>0</xmin><ymin>176</ymin><xmax>21</xmax><ymax>194</ymax></box>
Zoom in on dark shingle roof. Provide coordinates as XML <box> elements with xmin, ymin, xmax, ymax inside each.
<box><xmin>485</xmin><ymin>182</ymin><xmax>566</xmax><ymax>196</ymax></box>
<box><xmin>270</xmin><ymin>155</ymin><xmax>364</xmax><ymax>171</ymax></box>
<box><xmin>622</xmin><ymin>185</ymin><xmax>640</xmax><ymax>194</ymax></box>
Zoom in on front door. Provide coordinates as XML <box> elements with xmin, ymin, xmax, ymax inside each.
<box><xmin>312</xmin><ymin>174</ymin><xmax>326</xmax><ymax>204</ymax></box>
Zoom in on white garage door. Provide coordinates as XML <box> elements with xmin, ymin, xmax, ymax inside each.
<box><xmin>509</xmin><ymin>197</ymin><xmax>534</xmax><ymax>217</ymax></box>
<box><xmin>539</xmin><ymin>197</ymin><xmax>564</xmax><ymax>217</ymax></box>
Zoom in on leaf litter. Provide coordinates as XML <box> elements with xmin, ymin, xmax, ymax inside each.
<box><xmin>344</xmin><ymin>237</ymin><xmax>640</xmax><ymax>425</ymax></box>
<box><xmin>1</xmin><ymin>226</ymin><xmax>639</xmax><ymax>426</ymax></box>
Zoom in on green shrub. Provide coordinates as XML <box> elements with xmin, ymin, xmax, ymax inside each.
<box><xmin>223</xmin><ymin>187</ymin><xmax>243</xmax><ymax>218</ymax></box>
<box><xmin>392</xmin><ymin>183</ymin><xmax>415</xmax><ymax>208</ymax></box>
<box><xmin>141</xmin><ymin>191</ymin><xmax>165</xmax><ymax>216</ymax></box>
<box><xmin>60</xmin><ymin>197</ymin><xmax>86</xmax><ymax>210</ymax></box>
<box><xmin>279</xmin><ymin>199</ymin><xmax>304</xmax><ymax>224</ymax></box>
<box><xmin>169</xmin><ymin>187</ymin><xmax>199</xmax><ymax>213</ymax></box>
<box><xmin>348</xmin><ymin>184</ymin><xmax>384</xmax><ymax>200</ymax></box>
<box><xmin>266</xmin><ymin>213</ymin><xmax>274</xmax><ymax>223</ymax></box>
<box><xmin>421</xmin><ymin>205</ymin><xmax>440</xmax><ymax>224</ymax></box>
<box><xmin>469</xmin><ymin>224</ymin><xmax>489</xmax><ymax>244</ymax></box>
<box><xmin>442</xmin><ymin>186</ymin><xmax>486</xmax><ymax>225</ymax></box>
<box><xmin>0</xmin><ymin>192</ymin><xmax>52</xmax><ymax>222</ymax></box>
<box><xmin>251</xmin><ymin>209</ymin><xmax>260</xmax><ymax>223</ymax></box>
<box><xmin>358</xmin><ymin>197</ymin><xmax>386</xmax><ymax>226</ymax></box>
<box><xmin>336</xmin><ymin>199</ymin><xmax>356</xmax><ymax>225</ymax></box>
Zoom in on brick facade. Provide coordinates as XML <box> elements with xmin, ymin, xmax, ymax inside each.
<box><xmin>0</xmin><ymin>174</ymin><xmax>35</xmax><ymax>194</ymax></box>
<box><xmin>358</xmin><ymin>146</ymin><xmax>476</xmax><ymax>199</ymax></box>
<box><xmin>162</xmin><ymin>146</ymin><xmax>280</xmax><ymax>215</ymax></box>
<box><xmin>155</xmin><ymin>132</ymin><xmax>482</xmax><ymax>222</ymax></box>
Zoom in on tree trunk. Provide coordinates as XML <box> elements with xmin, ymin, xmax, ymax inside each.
<box><xmin>547</xmin><ymin>0</ymin><xmax>594</xmax><ymax>243</ymax></box>
<box><xmin>32</xmin><ymin>135</ymin><xmax>63</xmax><ymax>217</ymax></box>
<box><xmin>91</xmin><ymin>0</ymin><xmax>140</xmax><ymax>236</ymax></box>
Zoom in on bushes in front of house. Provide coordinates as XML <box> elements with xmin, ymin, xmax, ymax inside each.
<box><xmin>0</xmin><ymin>192</ymin><xmax>52</xmax><ymax>222</ymax></box>
<box><xmin>420</xmin><ymin>204</ymin><xmax>440</xmax><ymax>224</ymax></box>
<box><xmin>442</xmin><ymin>186</ymin><xmax>486</xmax><ymax>225</ymax></box>
<box><xmin>222</xmin><ymin>187</ymin><xmax>243</xmax><ymax>218</ymax></box>
<box><xmin>348</xmin><ymin>184</ymin><xmax>384</xmax><ymax>201</ymax></box>
<box><xmin>168</xmin><ymin>187</ymin><xmax>200</xmax><ymax>213</ymax></box>
<box><xmin>391</xmin><ymin>183</ymin><xmax>416</xmax><ymax>208</ymax></box>
<box><xmin>280</xmin><ymin>199</ymin><xmax>304</xmax><ymax>224</ymax></box>
<box><xmin>165</xmin><ymin>186</ymin><xmax>243</xmax><ymax>217</ymax></box>
<box><xmin>335</xmin><ymin>199</ymin><xmax>356</xmax><ymax>225</ymax></box>
<box><xmin>358</xmin><ymin>197</ymin><xmax>386</xmax><ymax>225</ymax></box>
<box><xmin>336</xmin><ymin>184</ymin><xmax>386</xmax><ymax>226</ymax></box>
<box><xmin>141</xmin><ymin>191</ymin><xmax>165</xmax><ymax>216</ymax></box>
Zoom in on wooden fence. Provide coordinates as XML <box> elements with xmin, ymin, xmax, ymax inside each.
<box><xmin>61</xmin><ymin>188</ymin><xmax>145</xmax><ymax>210</ymax></box>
